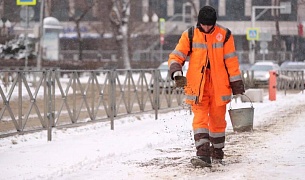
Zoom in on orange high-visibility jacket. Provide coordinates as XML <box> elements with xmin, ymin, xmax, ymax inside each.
<box><xmin>168</xmin><ymin>24</ymin><xmax>242</xmax><ymax>106</ymax></box>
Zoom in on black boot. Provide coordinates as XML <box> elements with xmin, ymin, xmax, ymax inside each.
<box><xmin>211</xmin><ymin>148</ymin><xmax>224</xmax><ymax>165</ymax></box>
<box><xmin>191</xmin><ymin>156</ymin><xmax>212</xmax><ymax>167</ymax></box>
<box><xmin>196</xmin><ymin>142</ymin><xmax>211</xmax><ymax>156</ymax></box>
<box><xmin>191</xmin><ymin>142</ymin><xmax>212</xmax><ymax>167</ymax></box>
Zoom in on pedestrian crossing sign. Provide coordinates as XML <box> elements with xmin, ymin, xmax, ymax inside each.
<box><xmin>17</xmin><ymin>0</ymin><xmax>36</xmax><ymax>6</ymax></box>
<box><xmin>246</xmin><ymin>28</ymin><xmax>260</xmax><ymax>41</ymax></box>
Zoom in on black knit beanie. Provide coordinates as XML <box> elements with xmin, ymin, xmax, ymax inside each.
<box><xmin>198</xmin><ymin>6</ymin><xmax>217</xmax><ymax>25</ymax></box>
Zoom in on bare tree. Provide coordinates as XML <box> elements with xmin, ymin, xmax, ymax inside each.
<box><xmin>68</xmin><ymin>0</ymin><xmax>96</xmax><ymax>61</ymax></box>
<box><xmin>44</xmin><ymin>0</ymin><xmax>96</xmax><ymax>61</ymax></box>
<box><xmin>109</xmin><ymin>0</ymin><xmax>131</xmax><ymax>69</ymax></box>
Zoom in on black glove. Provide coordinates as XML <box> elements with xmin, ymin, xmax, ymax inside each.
<box><xmin>230</xmin><ymin>80</ymin><xmax>245</xmax><ymax>95</ymax></box>
<box><xmin>174</xmin><ymin>76</ymin><xmax>187</xmax><ymax>88</ymax></box>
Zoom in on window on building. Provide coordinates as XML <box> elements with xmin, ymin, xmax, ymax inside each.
<box><xmin>225</xmin><ymin>0</ymin><xmax>244</xmax><ymax>20</ymax></box>
<box><xmin>183</xmin><ymin>3</ymin><xmax>192</xmax><ymax>23</ymax></box>
<box><xmin>174</xmin><ymin>0</ymin><xmax>184</xmax><ymax>14</ymax></box>
<box><xmin>245</xmin><ymin>0</ymin><xmax>252</xmax><ymax>17</ymax></box>
<box><xmin>271</xmin><ymin>0</ymin><xmax>279</xmax><ymax>17</ymax></box>
<box><xmin>3</xmin><ymin>1</ymin><xmax>20</xmax><ymax>22</ymax></box>
<box><xmin>210</xmin><ymin>0</ymin><xmax>219</xmax><ymax>10</ymax></box>
<box><xmin>218</xmin><ymin>0</ymin><xmax>226</xmax><ymax>16</ymax></box>
<box><xmin>74</xmin><ymin>0</ymin><xmax>95</xmax><ymax>21</ymax></box>
<box><xmin>92</xmin><ymin>0</ymin><xmax>98</xmax><ymax>18</ymax></box>
<box><xmin>52</xmin><ymin>1</ymin><xmax>70</xmax><ymax>21</ymax></box>
<box><xmin>199</xmin><ymin>0</ymin><xmax>219</xmax><ymax>16</ymax></box>
<box><xmin>149</xmin><ymin>0</ymin><xmax>167</xmax><ymax>19</ymax></box>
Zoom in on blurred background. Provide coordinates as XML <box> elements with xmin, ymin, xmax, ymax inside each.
<box><xmin>0</xmin><ymin>0</ymin><xmax>304</xmax><ymax>70</ymax></box>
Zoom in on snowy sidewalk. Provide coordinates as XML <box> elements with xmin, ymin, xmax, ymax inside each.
<box><xmin>205</xmin><ymin>102</ymin><xmax>305</xmax><ymax>180</ymax></box>
<box><xmin>1</xmin><ymin>92</ymin><xmax>305</xmax><ymax>179</ymax></box>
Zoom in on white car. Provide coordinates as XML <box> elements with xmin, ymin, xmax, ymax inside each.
<box><xmin>250</xmin><ymin>61</ymin><xmax>280</xmax><ymax>86</ymax></box>
<box><xmin>280</xmin><ymin>61</ymin><xmax>305</xmax><ymax>71</ymax></box>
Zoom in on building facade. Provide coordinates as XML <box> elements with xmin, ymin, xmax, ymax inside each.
<box><xmin>0</xmin><ymin>0</ymin><xmax>304</xmax><ymax>62</ymax></box>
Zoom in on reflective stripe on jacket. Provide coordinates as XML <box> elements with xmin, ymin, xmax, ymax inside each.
<box><xmin>168</xmin><ymin>24</ymin><xmax>242</xmax><ymax>106</ymax></box>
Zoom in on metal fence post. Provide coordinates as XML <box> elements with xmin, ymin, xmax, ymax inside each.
<box><xmin>18</xmin><ymin>71</ymin><xmax>22</xmax><ymax>131</ymax></box>
<box><xmin>91</xmin><ymin>71</ymin><xmax>95</xmax><ymax>120</ymax></box>
<box><xmin>46</xmin><ymin>70</ymin><xmax>53</xmax><ymax>141</ymax></box>
<box><xmin>109</xmin><ymin>70</ymin><xmax>116</xmax><ymax>130</ymax></box>
<box><xmin>140</xmin><ymin>70</ymin><xmax>144</xmax><ymax>111</ymax></box>
<box><xmin>127</xmin><ymin>70</ymin><xmax>131</xmax><ymax>113</ymax></box>
<box><xmin>153</xmin><ymin>69</ymin><xmax>159</xmax><ymax>120</ymax></box>
<box><xmin>72</xmin><ymin>71</ymin><xmax>76</xmax><ymax>123</ymax></box>
<box><xmin>52</xmin><ymin>69</ymin><xmax>56</xmax><ymax>126</ymax></box>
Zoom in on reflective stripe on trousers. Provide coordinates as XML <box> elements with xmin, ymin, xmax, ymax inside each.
<box><xmin>192</xmin><ymin>69</ymin><xmax>226</xmax><ymax>149</ymax></box>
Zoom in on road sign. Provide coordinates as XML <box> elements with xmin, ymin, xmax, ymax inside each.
<box><xmin>280</xmin><ymin>2</ymin><xmax>291</xmax><ymax>14</ymax></box>
<box><xmin>260</xmin><ymin>41</ymin><xmax>268</xmax><ymax>49</ymax></box>
<box><xmin>17</xmin><ymin>0</ymin><xmax>37</xmax><ymax>6</ymax></box>
<box><xmin>260</xmin><ymin>49</ymin><xmax>268</xmax><ymax>54</ymax></box>
<box><xmin>246</xmin><ymin>28</ymin><xmax>260</xmax><ymax>41</ymax></box>
<box><xmin>20</xmin><ymin>6</ymin><xmax>35</xmax><ymax>21</ymax></box>
<box><xmin>259</xmin><ymin>32</ymin><xmax>272</xmax><ymax>42</ymax></box>
<box><xmin>159</xmin><ymin>18</ymin><xmax>165</xmax><ymax>34</ymax></box>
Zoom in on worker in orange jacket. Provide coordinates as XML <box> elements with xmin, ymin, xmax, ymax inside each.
<box><xmin>168</xmin><ymin>6</ymin><xmax>245</xmax><ymax>167</ymax></box>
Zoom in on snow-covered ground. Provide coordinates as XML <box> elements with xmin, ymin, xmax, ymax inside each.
<box><xmin>1</xmin><ymin>91</ymin><xmax>305</xmax><ymax>180</ymax></box>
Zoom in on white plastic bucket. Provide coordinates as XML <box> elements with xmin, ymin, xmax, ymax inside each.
<box><xmin>228</xmin><ymin>95</ymin><xmax>254</xmax><ymax>132</ymax></box>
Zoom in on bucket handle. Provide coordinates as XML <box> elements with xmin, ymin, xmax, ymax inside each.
<box><xmin>229</xmin><ymin>94</ymin><xmax>253</xmax><ymax>110</ymax></box>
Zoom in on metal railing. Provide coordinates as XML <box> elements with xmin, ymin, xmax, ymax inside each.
<box><xmin>241</xmin><ymin>70</ymin><xmax>305</xmax><ymax>91</ymax></box>
<box><xmin>277</xmin><ymin>70</ymin><xmax>305</xmax><ymax>91</ymax></box>
<box><xmin>0</xmin><ymin>69</ymin><xmax>187</xmax><ymax>140</ymax></box>
<box><xmin>1</xmin><ymin>68</ymin><xmax>303</xmax><ymax>140</ymax></box>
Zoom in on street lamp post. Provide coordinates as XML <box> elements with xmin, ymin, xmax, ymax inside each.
<box><xmin>250</xmin><ymin>5</ymin><xmax>287</xmax><ymax>64</ymax></box>
<box><xmin>159</xmin><ymin>18</ymin><xmax>165</xmax><ymax>62</ymax></box>
<box><xmin>37</xmin><ymin>0</ymin><xmax>45</xmax><ymax>70</ymax></box>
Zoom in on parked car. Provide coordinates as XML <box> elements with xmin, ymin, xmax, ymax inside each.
<box><xmin>280</xmin><ymin>61</ymin><xmax>305</xmax><ymax>71</ymax></box>
<box><xmin>250</xmin><ymin>61</ymin><xmax>280</xmax><ymax>86</ymax></box>
<box><xmin>149</xmin><ymin>61</ymin><xmax>189</xmax><ymax>93</ymax></box>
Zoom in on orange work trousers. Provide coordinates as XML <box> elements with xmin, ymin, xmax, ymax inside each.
<box><xmin>192</xmin><ymin>69</ymin><xmax>227</xmax><ymax>133</ymax></box>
